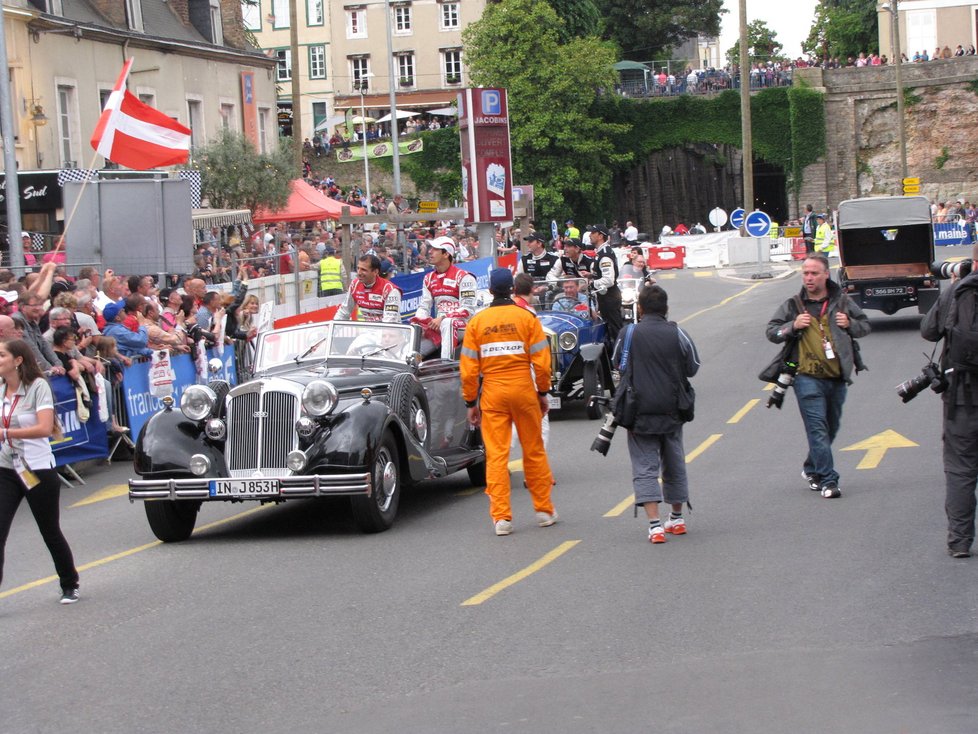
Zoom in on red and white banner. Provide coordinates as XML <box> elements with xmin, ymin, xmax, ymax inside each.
<box><xmin>458</xmin><ymin>88</ymin><xmax>514</xmax><ymax>224</ymax></box>
<box><xmin>90</xmin><ymin>58</ymin><xmax>192</xmax><ymax>170</ymax></box>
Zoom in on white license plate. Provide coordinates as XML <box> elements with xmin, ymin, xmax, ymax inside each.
<box><xmin>870</xmin><ymin>286</ymin><xmax>908</xmax><ymax>296</ymax></box>
<box><xmin>548</xmin><ymin>395</ymin><xmax>561</xmax><ymax>409</ymax></box>
<box><xmin>209</xmin><ymin>479</ymin><xmax>280</xmax><ymax>498</ymax></box>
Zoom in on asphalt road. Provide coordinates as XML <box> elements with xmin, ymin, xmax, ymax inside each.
<box><xmin>2</xmin><ymin>250</ymin><xmax>977</xmax><ymax>734</ymax></box>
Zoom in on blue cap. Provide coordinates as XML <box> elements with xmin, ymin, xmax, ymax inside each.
<box><xmin>379</xmin><ymin>259</ymin><xmax>395</xmax><ymax>276</ymax></box>
<box><xmin>489</xmin><ymin>268</ymin><xmax>514</xmax><ymax>293</ymax></box>
<box><xmin>102</xmin><ymin>299</ymin><xmax>126</xmax><ymax>323</ymax></box>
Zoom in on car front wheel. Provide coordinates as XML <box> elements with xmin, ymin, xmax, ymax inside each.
<box><xmin>583</xmin><ymin>363</ymin><xmax>603</xmax><ymax>420</ymax></box>
<box><xmin>144</xmin><ymin>500</ymin><xmax>200</xmax><ymax>542</ymax></box>
<box><xmin>350</xmin><ymin>432</ymin><xmax>401</xmax><ymax>533</ymax></box>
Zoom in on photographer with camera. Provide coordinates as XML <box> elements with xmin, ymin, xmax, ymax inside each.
<box><xmin>615</xmin><ymin>285</ymin><xmax>700</xmax><ymax>544</ymax></box>
<box><xmin>766</xmin><ymin>254</ymin><xmax>870</xmax><ymax>498</ymax></box>
<box><xmin>921</xmin><ymin>245</ymin><xmax>978</xmax><ymax>558</ymax></box>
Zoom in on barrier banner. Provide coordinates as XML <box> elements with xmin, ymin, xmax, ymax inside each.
<box><xmin>934</xmin><ymin>222</ymin><xmax>973</xmax><ymax>246</ymax></box>
<box><xmin>122</xmin><ymin>348</ymin><xmax>237</xmax><ymax>439</ymax></box>
<box><xmin>50</xmin><ymin>376</ymin><xmax>109</xmax><ymax>466</ymax></box>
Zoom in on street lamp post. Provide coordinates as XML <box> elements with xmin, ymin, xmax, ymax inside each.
<box><xmin>356</xmin><ymin>79</ymin><xmax>372</xmax><ymax>211</ymax></box>
<box><xmin>886</xmin><ymin>0</ymin><xmax>909</xmax><ymax>181</ymax></box>
<box><xmin>385</xmin><ymin>0</ymin><xmax>401</xmax><ymax>197</ymax></box>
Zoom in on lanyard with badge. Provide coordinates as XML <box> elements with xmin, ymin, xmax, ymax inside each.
<box><xmin>2</xmin><ymin>393</ymin><xmax>39</xmax><ymax>489</ymax></box>
<box><xmin>813</xmin><ymin>300</ymin><xmax>836</xmax><ymax>360</ymax></box>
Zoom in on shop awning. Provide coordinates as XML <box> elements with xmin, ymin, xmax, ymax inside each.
<box><xmin>192</xmin><ymin>208</ymin><xmax>253</xmax><ymax>229</ymax></box>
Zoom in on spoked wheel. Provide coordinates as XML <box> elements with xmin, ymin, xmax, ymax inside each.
<box><xmin>583</xmin><ymin>364</ymin><xmax>603</xmax><ymax>420</ymax></box>
<box><xmin>351</xmin><ymin>432</ymin><xmax>401</xmax><ymax>533</ymax></box>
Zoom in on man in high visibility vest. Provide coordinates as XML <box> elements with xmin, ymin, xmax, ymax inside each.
<box><xmin>318</xmin><ymin>246</ymin><xmax>346</xmax><ymax>296</ymax></box>
<box><xmin>814</xmin><ymin>213</ymin><xmax>835</xmax><ymax>255</ymax></box>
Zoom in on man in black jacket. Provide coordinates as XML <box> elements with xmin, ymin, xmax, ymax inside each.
<box><xmin>615</xmin><ymin>286</ymin><xmax>700</xmax><ymax>544</ymax></box>
<box><xmin>921</xmin><ymin>244</ymin><xmax>978</xmax><ymax>557</ymax></box>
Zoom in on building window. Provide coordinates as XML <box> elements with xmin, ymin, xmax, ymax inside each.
<box><xmin>272</xmin><ymin>0</ymin><xmax>289</xmax><ymax>28</ymax></box>
<box><xmin>346</xmin><ymin>8</ymin><xmax>366</xmax><ymax>38</ymax></box>
<box><xmin>241</xmin><ymin>0</ymin><xmax>261</xmax><ymax>30</ymax></box>
<box><xmin>306</xmin><ymin>0</ymin><xmax>322</xmax><ymax>25</ymax></box>
<box><xmin>209</xmin><ymin>0</ymin><xmax>224</xmax><ymax>44</ymax></box>
<box><xmin>350</xmin><ymin>57</ymin><xmax>369</xmax><ymax>90</ymax></box>
<box><xmin>443</xmin><ymin>49</ymin><xmax>462</xmax><ymax>84</ymax></box>
<box><xmin>125</xmin><ymin>0</ymin><xmax>143</xmax><ymax>31</ymax></box>
<box><xmin>309</xmin><ymin>45</ymin><xmax>327</xmax><ymax>79</ymax></box>
<box><xmin>187</xmin><ymin>98</ymin><xmax>203</xmax><ymax>149</ymax></box>
<box><xmin>56</xmin><ymin>84</ymin><xmax>76</xmax><ymax>167</ymax></box>
<box><xmin>220</xmin><ymin>103</ymin><xmax>235</xmax><ymax>131</ymax></box>
<box><xmin>137</xmin><ymin>92</ymin><xmax>156</xmax><ymax>106</ymax></box>
<box><xmin>439</xmin><ymin>2</ymin><xmax>458</xmax><ymax>30</ymax></box>
<box><xmin>397</xmin><ymin>54</ymin><xmax>415</xmax><ymax>87</ymax></box>
<box><xmin>393</xmin><ymin>4</ymin><xmax>411</xmax><ymax>33</ymax></box>
<box><xmin>29</xmin><ymin>0</ymin><xmax>63</xmax><ymax>14</ymax></box>
<box><xmin>312</xmin><ymin>101</ymin><xmax>327</xmax><ymax>136</ymax></box>
<box><xmin>276</xmin><ymin>49</ymin><xmax>292</xmax><ymax>82</ymax></box>
<box><xmin>259</xmin><ymin>107</ymin><xmax>270</xmax><ymax>153</ymax></box>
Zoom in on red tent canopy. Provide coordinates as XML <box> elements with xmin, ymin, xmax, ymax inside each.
<box><xmin>253</xmin><ymin>179</ymin><xmax>366</xmax><ymax>223</ymax></box>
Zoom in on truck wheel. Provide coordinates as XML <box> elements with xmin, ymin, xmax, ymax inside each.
<box><xmin>584</xmin><ymin>364</ymin><xmax>603</xmax><ymax>420</ymax></box>
<box><xmin>388</xmin><ymin>373</ymin><xmax>429</xmax><ymax>449</ymax></box>
<box><xmin>144</xmin><ymin>500</ymin><xmax>200</xmax><ymax>542</ymax></box>
<box><xmin>351</xmin><ymin>432</ymin><xmax>400</xmax><ymax>533</ymax></box>
<box><xmin>466</xmin><ymin>460</ymin><xmax>487</xmax><ymax>487</ymax></box>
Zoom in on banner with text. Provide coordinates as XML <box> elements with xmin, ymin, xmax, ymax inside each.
<box><xmin>50</xmin><ymin>376</ymin><xmax>109</xmax><ymax>466</ymax></box>
<box><xmin>336</xmin><ymin>139</ymin><xmax>424</xmax><ymax>163</ymax></box>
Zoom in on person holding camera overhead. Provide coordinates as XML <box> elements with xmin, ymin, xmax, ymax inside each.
<box><xmin>766</xmin><ymin>254</ymin><xmax>870</xmax><ymax>499</ymax></box>
<box><xmin>921</xmin><ymin>244</ymin><xmax>978</xmax><ymax>558</ymax></box>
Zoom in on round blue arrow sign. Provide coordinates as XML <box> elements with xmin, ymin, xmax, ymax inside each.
<box><xmin>745</xmin><ymin>210</ymin><xmax>772</xmax><ymax>237</ymax></box>
<box><xmin>551</xmin><ymin>220</ymin><xmax>559</xmax><ymax>241</ymax></box>
<box><xmin>730</xmin><ymin>208</ymin><xmax>746</xmax><ymax>229</ymax></box>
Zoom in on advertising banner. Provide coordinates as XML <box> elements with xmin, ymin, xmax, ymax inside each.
<box><xmin>0</xmin><ymin>171</ymin><xmax>63</xmax><ymax>212</ymax></box>
<box><xmin>121</xmin><ymin>348</ymin><xmax>237</xmax><ymax>439</ymax></box>
<box><xmin>241</xmin><ymin>72</ymin><xmax>259</xmax><ymax>149</ymax></box>
<box><xmin>50</xmin><ymin>376</ymin><xmax>109</xmax><ymax>467</ymax></box>
<box><xmin>458</xmin><ymin>88</ymin><xmax>514</xmax><ymax>224</ymax></box>
<box><xmin>933</xmin><ymin>222</ymin><xmax>973</xmax><ymax>246</ymax></box>
<box><xmin>335</xmin><ymin>139</ymin><xmax>424</xmax><ymax>162</ymax></box>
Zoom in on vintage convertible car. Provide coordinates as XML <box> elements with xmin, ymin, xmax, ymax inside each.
<box><xmin>533</xmin><ymin>280</ymin><xmax>614</xmax><ymax>420</ymax></box>
<box><xmin>128</xmin><ymin>321</ymin><xmax>486</xmax><ymax>541</ymax></box>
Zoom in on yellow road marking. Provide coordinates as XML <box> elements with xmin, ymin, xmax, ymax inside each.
<box><xmin>71</xmin><ymin>484</ymin><xmax>129</xmax><ymax>508</ymax></box>
<box><xmin>727</xmin><ymin>399</ymin><xmax>760</xmax><ymax>424</ymax></box>
<box><xmin>0</xmin><ymin>504</ymin><xmax>272</xmax><ymax>600</ymax></box>
<box><xmin>461</xmin><ymin>540</ymin><xmax>580</xmax><ymax>606</ymax></box>
<box><xmin>508</xmin><ymin>458</ymin><xmax>523</xmax><ymax>472</ymax></box>
<box><xmin>679</xmin><ymin>282</ymin><xmax>763</xmax><ymax>325</ymax></box>
<box><xmin>692</xmin><ymin>271</ymin><xmax>714</xmax><ymax>278</ymax></box>
<box><xmin>604</xmin><ymin>434</ymin><xmax>722</xmax><ymax>517</ymax></box>
<box><xmin>453</xmin><ymin>487</ymin><xmax>483</xmax><ymax>497</ymax></box>
<box><xmin>763</xmin><ymin>382</ymin><xmax>775</xmax><ymax>391</ymax></box>
<box><xmin>842</xmin><ymin>429</ymin><xmax>918</xmax><ymax>469</ymax></box>
<box><xmin>656</xmin><ymin>273</ymin><xmax>677</xmax><ymax>279</ymax></box>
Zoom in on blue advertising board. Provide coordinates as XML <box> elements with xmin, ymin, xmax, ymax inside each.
<box><xmin>933</xmin><ymin>222</ymin><xmax>973</xmax><ymax>246</ymax></box>
<box><xmin>50</xmin><ymin>376</ymin><xmax>109</xmax><ymax>466</ymax></box>
<box><xmin>121</xmin><ymin>348</ymin><xmax>237</xmax><ymax>439</ymax></box>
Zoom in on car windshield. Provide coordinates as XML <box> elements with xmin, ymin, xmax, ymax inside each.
<box><xmin>255</xmin><ymin>321</ymin><xmax>416</xmax><ymax>371</ymax></box>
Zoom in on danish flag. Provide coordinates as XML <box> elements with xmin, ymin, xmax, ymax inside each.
<box><xmin>90</xmin><ymin>58</ymin><xmax>192</xmax><ymax>169</ymax></box>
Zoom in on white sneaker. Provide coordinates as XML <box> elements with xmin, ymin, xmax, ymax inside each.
<box><xmin>535</xmin><ymin>511</ymin><xmax>558</xmax><ymax>527</ymax></box>
<box><xmin>494</xmin><ymin>519</ymin><xmax>513</xmax><ymax>536</ymax></box>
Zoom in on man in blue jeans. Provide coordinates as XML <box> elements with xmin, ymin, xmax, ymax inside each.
<box><xmin>766</xmin><ymin>254</ymin><xmax>871</xmax><ymax>498</ymax></box>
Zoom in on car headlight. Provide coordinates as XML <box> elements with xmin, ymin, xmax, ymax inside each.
<box><xmin>189</xmin><ymin>454</ymin><xmax>211</xmax><ymax>476</ymax></box>
<box><xmin>286</xmin><ymin>450</ymin><xmax>307</xmax><ymax>472</ymax></box>
<box><xmin>621</xmin><ymin>287</ymin><xmax>637</xmax><ymax>305</ymax></box>
<box><xmin>204</xmin><ymin>418</ymin><xmax>226</xmax><ymax>440</ymax></box>
<box><xmin>302</xmin><ymin>380</ymin><xmax>339</xmax><ymax>417</ymax></box>
<box><xmin>181</xmin><ymin>385</ymin><xmax>217</xmax><ymax>421</ymax></box>
<box><xmin>558</xmin><ymin>332</ymin><xmax>578</xmax><ymax>351</ymax></box>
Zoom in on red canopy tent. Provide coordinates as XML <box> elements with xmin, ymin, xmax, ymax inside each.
<box><xmin>252</xmin><ymin>179</ymin><xmax>366</xmax><ymax>223</ymax></box>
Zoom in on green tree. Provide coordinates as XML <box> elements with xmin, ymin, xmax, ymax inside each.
<box><xmin>463</xmin><ymin>0</ymin><xmax>631</xmax><ymax>225</ymax></box>
<box><xmin>726</xmin><ymin>20</ymin><xmax>784</xmax><ymax>65</ymax></box>
<box><xmin>548</xmin><ymin>0</ymin><xmax>603</xmax><ymax>43</ymax></box>
<box><xmin>598</xmin><ymin>0</ymin><xmax>724</xmax><ymax>60</ymax></box>
<box><xmin>191</xmin><ymin>130</ymin><xmax>294</xmax><ymax>212</ymax></box>
<box><xmin>803</xmin><ymin>0</ymin><xmax>879</xmax><ymax>61</ymax></box>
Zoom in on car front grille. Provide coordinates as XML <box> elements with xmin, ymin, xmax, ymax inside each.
<box><xmin>226</xmin><ymin>389</ymin><xmax>299</xmax><ymax>478</ymax></box>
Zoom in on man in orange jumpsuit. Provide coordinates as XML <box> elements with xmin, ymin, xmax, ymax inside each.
<box><xmin>460</xmin><ymin>268</ymin><xmax>556</xmax><ymax>536</ymax></box>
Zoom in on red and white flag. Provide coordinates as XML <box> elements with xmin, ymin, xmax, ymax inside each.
<box><xmin>90</xmin><ymin>58</ymin><xmax>192</xmax><ymax>169</ymax></box>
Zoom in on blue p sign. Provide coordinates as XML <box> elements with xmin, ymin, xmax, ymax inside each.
<box><xmin>482</xmin><ymin>90</ymin><xmax>501</xmax><ymax>115</ymax></box>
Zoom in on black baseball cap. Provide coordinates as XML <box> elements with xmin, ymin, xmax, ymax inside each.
<box><xmin>524</xmin><ymin>233</ymin><xmax>545</xmax><ymax>243</ymax></box>
<box><xmin>588</xmin><ymin>225</ymin><xmax>610</xmax><ymax>237</ymax></box>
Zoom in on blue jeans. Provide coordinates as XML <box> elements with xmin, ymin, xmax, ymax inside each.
<box><xmin>793</xmin><ymin>375</ymin><xmax>847</xmax><ymax>487</ymax></box>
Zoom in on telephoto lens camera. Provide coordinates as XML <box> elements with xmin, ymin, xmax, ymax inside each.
<box><xmin>931</xmin><ymin>260</ymin><xmax>973</xmax><ymax>280</ymax></box>
<box><xmin>186</xmin><ymin>323</ymin><xmax>217</xmax><ymax>347</ymax></box>
<box><xmin>766</xmin><ymin>360</ymin><xmax>799</xmax><ymax>410</ymax></box>
<box><xmin>588</xmin><ymin>396</ymin><xmax>618</xmax><ymax>456</ymax></box>
<box><xmin>896</xmin><ymin>363</ymin><xmax>949</xmax><ymax>403</ymax></box>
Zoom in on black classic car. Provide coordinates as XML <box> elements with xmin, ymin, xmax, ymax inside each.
<box><xmin>128</xmin><ymin>321</ymin><xmax>486</xmax><ymax>541</ymax></box>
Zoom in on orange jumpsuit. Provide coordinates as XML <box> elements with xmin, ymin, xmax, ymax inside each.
<box><xmin>460</xmin><ymin>300</ymin><xmax>554</xmax><ymax>522</ymax></box>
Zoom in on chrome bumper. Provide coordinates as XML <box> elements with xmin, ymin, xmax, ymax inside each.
<box><xmin>129</xmin><ymin>473</ymin><xmax>373</xmax><ymax>501</ymax></box>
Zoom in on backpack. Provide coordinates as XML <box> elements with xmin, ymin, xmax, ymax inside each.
<box><xmin>947</xmin><ymin>282</ymin><xmax>978</xmax><ymax>372</ymax></box>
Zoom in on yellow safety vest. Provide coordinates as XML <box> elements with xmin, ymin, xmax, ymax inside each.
<box><xmin>319</xmin><ymin>257</ymin><xmax>343</xmax><ymax>291</ymax></box>
<box><xmin>814</xmin><ymin>222</ymin><xmax>834</xmax><ymax>252</ymax></box>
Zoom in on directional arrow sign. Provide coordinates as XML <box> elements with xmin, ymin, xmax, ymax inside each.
<box><xmin>551</xmin><ymin>220</ymin><xmax>559</xmax><ymax>241</ymax></box>
<box><xmin>730</xmin><ymin>207</ymin><xmax>746</xmax><ymax>229</ymax></box>
<box><xmin>842</xmin><ymin>429</ymin><xmax>918</xmax><ymax>469</ymax></box>
<box><xmin>745</xmin><ymin>210</ymin><xmax>773</xmax><ymax>237</ymax></box>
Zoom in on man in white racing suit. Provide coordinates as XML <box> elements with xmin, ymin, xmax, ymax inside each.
<box><xmin>334</xmin><ymin>254</ymin><xmax>402</xmax><ymax>323</ymax></box>
<box><xmin>414</xmin><ymin>236</ymin><xmax>477</xmax><ymax>359</ymax></box>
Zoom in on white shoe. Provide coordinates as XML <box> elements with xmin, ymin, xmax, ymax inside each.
<box><xmin>494</xmin><ymin>519</ymin><xmax>513</xmax><ymax>536</ymax></box>
<box><xmin>535</xmin><ymin>511</ymin><xmax>558</xmax><ymax>527</ymax></box>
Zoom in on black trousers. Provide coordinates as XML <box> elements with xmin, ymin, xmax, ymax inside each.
<box><xmin>943</xmin><ymin>403</ymin><xmax>978</xmax><ymax>552</ymax></box>
<box><xmin>597</xmin><ymin>287</ymin><xmax>624</xmax><ymax>346</ymax></box>
<box><xmin>0</xmin><ymin>467</ymin><xmax>78</xmax><ymax>592</ymax></box>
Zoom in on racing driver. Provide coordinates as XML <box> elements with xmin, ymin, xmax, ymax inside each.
<box><xmin>414</xmin><ymin>236</ymin><xmax>477</xmax><ymax>359</ymax></box>
<box><xmin>334</xmin><ymin>253</ymin><xmax>402</xmax><ymax>322</ymax></box>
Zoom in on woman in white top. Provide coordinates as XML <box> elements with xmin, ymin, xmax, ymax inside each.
<box><xmin>0</xmin><ymin>339</ymin><xmax>79</xmax><ymax>604</ymax></box>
